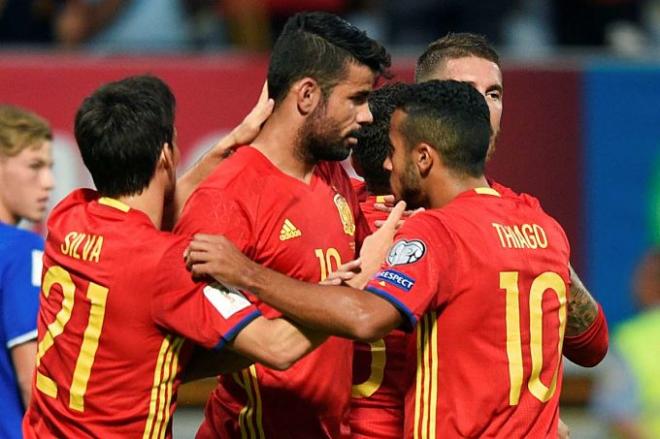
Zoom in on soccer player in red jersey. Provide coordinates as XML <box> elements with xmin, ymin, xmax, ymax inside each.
<box><xmin>414</xmin><ymin>33</ymin><xmax>607</xmax><ymax>368</ymax></box>
<box><xmin>174</xmin><ymin>11</ymin><xmax>390</xmax><ymax>439</ymax></box>
<box><xmin>22</xmin><ymin>75</ymin><xmax>327</xmax><ymax>439</ymax></box>
<box><xmin>348</xmin><ymin>84</ymin><xmax>409</xmax><ymax>439</ymax></box>
<box><xmin>348</xmin><ymin>34</ymin><xmax>607</xmax><ymax>439</ymax></box>
<box><xmin>186</xmin><ymin>80</ymin><xmax>608</xmax><ymax>438</ymax></box>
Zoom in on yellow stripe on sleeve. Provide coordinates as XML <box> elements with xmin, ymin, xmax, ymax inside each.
<box><xmin>143</xmin><ymin>336</ymin><xmax>173</xmax><ymax>439</ymax></box>
<box><xmin>429</xmin><ymin>313</ymin><xmax>438</xmax><ymax>439</ymax></box>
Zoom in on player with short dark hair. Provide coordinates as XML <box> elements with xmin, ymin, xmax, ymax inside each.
<box><xmin>348</xmin><ymin>84</ymin><xmax>409</xmax><ymax>439</ymax></box>
<box><xmin>417</xmin><ymin>32</ymin><xmax>608</xmax><ymax>368</ymax></box>
<box><xmin>267</xmin><ymin>11</ymin><xmax>390</xmax><ymax>104</ymax></box>
<box><xmin>351</xmin><ymin>83</ymin><xmax>405</xmax><ymax>198</ymax></box>
<box><xmin>185</xmin><ymin>80</ymin><xmax>593</xmax><ymax>437</ymax></box>
<box><xmin>0</xmin><ymin>104</ymin><xmax>53</xmax><ymax>439</ymax></box>
<box><xmin>175</xmin><ymin>11</ymin><xmax>390</xmax><ymax>439</ymax></box>
<box><xmin>22</xmin><ymin>75</ymin><xmax>323</xmax><ymax>439</ymax></box>
<box><xmin>75</xmin><ymin>75</ymin><xmax>176</xmax><ymax>198</ymax></box>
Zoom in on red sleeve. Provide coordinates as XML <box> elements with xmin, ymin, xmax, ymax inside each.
<box><xmin>151</xmin><ymin>237</ymin><xmax>261</xmax><ymax>350</ymax></box>
<box><xmin>562</xmin><ymin>304</ymin><xmax>608</xmax><ymax>367</ymax></box>
<box><xmin>363</xmin><ymin>215</ymin><xmax>449</xmax><ymax>331</ymax></box>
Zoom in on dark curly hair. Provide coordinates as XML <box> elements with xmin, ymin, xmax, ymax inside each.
<box><xmin>352</xmin><ymin>83</ymin><xmax>407</xmax><ymax>194</ymax></box>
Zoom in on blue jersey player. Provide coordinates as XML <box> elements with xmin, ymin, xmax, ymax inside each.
<box><xmin>0</xmin><ymin>105</ymin><xmax>54</xmax><ymax>439</ymax></box>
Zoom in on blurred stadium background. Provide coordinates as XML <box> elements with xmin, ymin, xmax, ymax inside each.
<box><xmin>2</xmin><ymin>0</ymin><xmax>659</xmax><ymax>437</ymax></box>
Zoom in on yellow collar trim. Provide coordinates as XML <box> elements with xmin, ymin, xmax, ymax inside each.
<box><xmin>98</xmin><ymin>197</ymin><xmax>130</xmax><ymax>212</ymax></box>
<box><xmin>474</xmin><ymin>187</ymin><xmax>501</xmax><ymax>197</ymax></box>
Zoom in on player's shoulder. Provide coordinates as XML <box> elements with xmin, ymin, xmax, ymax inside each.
<box><xmin>397</xmin><ymin>209</ymin><xmax>450</xmax><ymax>242</ymax></box>
<box><xmin>187</xmin><ymin>147</ymin><xmax>272</xmax><ymax>212</ymax></box>
<box><xmin>198</xmin><ymin>146</ymin><xmax>273</xmax><ymax>192</ymax></box>
<box><xmin>0</xmin><ymin>222</ymin><xmax>44</xmax><ymax>253</ymax></box>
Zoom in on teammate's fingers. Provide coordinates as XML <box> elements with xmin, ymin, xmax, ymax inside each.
<box><xmin>373</xmin><ymin>203</ymin><xmax>393</xmax><ymax>213</ymax></box>
<box><xmin>192</xmin><ymin>233</ymin><xmax>220</xmax><ymax>243</ymax></box>
<box><xmin>380</xmin><ymin>201</ymin><xmax>406</xmax><ymax>233</ymax></box>
<box><xmin>187</xmin><ymin>239</ymin><xmax>215</xmax><ymax>253</ymax></box>
<box><xmin>190</xmin><ymin>261</ymin><xmax>210</xmax><ymax>278</ymax></box>
<box><xmin>186</xmin><ymin>249</ymin><xmax>210</xmax><ymax>266</ymax></box>
<box><xmin>319</xmin><ymin>277</ymin><xmax>342</xmax><ymax>286</ymax></box>
<box><xmin>330</xmin><ymin>258</ymin><xmax>361</xmax><ymax>274</ymax></box>
<box><xmin>374</xmin><ymin>219</ymin><xmax>405</xmax><ymax>229</ymax></box>
<box><xmin>247</xmin><ymin>81</ymin><xmax>274</xmax><ymax>122</ymax></box>
<box><xmin>258</xmin><ymin>81</ymin><xmax>269</xmax><ymax>104</ymax></box>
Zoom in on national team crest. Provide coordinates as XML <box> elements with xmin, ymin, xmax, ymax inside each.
<box><xmin>333</xmin><ymin>193</ymin><xmax>355</xmax><ymax>237</ymax></box>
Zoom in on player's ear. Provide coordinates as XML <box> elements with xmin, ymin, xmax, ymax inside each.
<box><xmin>294</xmin><ymin>77</ymin><xmax>322</xmax><ymax>116</ymax></box>
<box><xmin>416</xmin><ymin>142</ymin><xmax>434</xmax><ymax>176</ymax></box>
<box><xmin>159</xmin><ymin>143</ymin><xmax>175</xmax><ymax>170</ymax></box>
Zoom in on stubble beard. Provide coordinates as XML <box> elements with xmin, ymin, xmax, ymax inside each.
<box><xmin>295</xmin><ymin>104</ymin><xmax>351</xmax><ymax>165</ymax></box>
<box><xmin>398</xmin><ymin>158</ymin><xmax>426</xmax><ymax>210</ymax></box>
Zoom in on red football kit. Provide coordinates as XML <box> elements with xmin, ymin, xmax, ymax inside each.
<box><xmin>365</xmin><ymin>186</ymin><xmax>571</xmax><ymax>438</ymax></box>
<box><xmin>349</xmin><ymin>179</ymin><xmax>409</xmax><ymax>439</ymax></box>
<box><xmin>23</xmin><ymin>189</ymin><xmax>261</xmax><ymax>439</ymax></box>
<box><xmin>175</xmin><ymin>147</ymin><xmax>370</xmax><ymax>439</ymax></box>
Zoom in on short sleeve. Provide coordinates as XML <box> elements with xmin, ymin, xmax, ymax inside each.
<box><xmin>174</xmin><ymin>188</ymin><xmax>255</xmax><ymax>256</ymax></box>
<box><xmin>364</xmin><ymin>215</ymin><xmax>450</xmax><ymax>332</ymax></box>
<box><xmin>2</xmin><ymin>235</ymin><xmax>43</xmax><ymax>348</ymax></box>
<box><xmin>151</xmin><ymin>237</ymin><xmax>261</xmax><ymax>351</ymax></box>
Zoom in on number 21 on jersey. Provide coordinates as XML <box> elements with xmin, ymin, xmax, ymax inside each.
<box><xmin>500</xmin><ymin>271</ymin><xmax>567</xmax><ymax>406</ymax></box>
<box><xmin>35</xmin><ymin>265</ymin><xmax>108</xmax><ymax>412</ymax></box>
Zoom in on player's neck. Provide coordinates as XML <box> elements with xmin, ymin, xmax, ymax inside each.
<box><xmin>115</xmin><ymin>184</ymin><xmax>166</xmax><ymax>229</ymax></box>
<box><xmin>251</xmin><ymin>112</ymin><xmax>315</xmax><ymax>183</ymax></box>
<box><xmin>426</xmin><ymin>172</ymin><xmax>490</xmax><ymax>209</ymax></box>
<box><xmin>0</xmin><ymin>202</ymin><xmax>18</xmax><ymax>225</ymax></box>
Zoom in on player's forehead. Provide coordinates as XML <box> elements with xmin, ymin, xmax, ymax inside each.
<box><xmin>430</xmin><ymin>56</ymin><xmax>502</xmax><ymax>91</ymax></box>
<box><xmin>9</xmin><ymin>140</ymin><xmax>52</xmax><ymax>162</ymax></box>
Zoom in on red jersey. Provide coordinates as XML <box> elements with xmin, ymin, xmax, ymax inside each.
<box><xmin>23</xmin><ymin>189</ymin><xmax>260</xmax><ymax>439</ymax></box>
<box><xmin>349</xmin><ymin>179</ymin><xmax>409</xmax><ymax>439</ymax></box>
<box><xmin>175</xmin><ymin>146</ymin><xmax>370</xmax><ymax>439</ymax></box>
<box><xmin>365</xmin><ymin>187</ymin><xmax>571</xmax><ymax>438</ymax></box>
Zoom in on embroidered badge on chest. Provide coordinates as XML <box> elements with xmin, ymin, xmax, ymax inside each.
<box><xmin>333</xmin><ymin>193</ymin><xmax>355</xmax><ymax>237</ymax></box>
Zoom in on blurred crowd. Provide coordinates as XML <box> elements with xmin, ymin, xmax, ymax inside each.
<box><xmin>2</xmin><ymin>0</ymin><xmax>660</xmax><ymax>56</ymax></box>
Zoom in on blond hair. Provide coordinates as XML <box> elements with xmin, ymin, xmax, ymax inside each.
<box><xmin>0</xmin><ymin>105</ymin><xmax>52</xmax><ymax>157</ymax></box>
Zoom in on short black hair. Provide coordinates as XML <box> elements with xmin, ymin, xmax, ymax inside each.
<box><xmin>268</xmin><ymin>11</ymin><xmax>391</xmax><ymax>103</ymax></box>
<box><xmin>395</xmin><ymin>80</ymin><xmax>491</xmax><ymax>177</ymax></box>
<box><xmin>415</xmin><ymin>33</ymin><xmax>500</xmax><ymax>83</ymax></box>
<box><xmin>353</xmin><ymin>83</ymin><xmax>407</xmax><ymax>194</ymax></box>
<box><xmin>74</xmin><ymin>75</ymin><xmax>176</xmax><ymax>198</ymax></box>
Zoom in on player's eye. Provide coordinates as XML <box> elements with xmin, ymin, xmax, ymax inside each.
<box><xmin>486</xmin><ymin>91</ymin><xmax>502</xmax><ymax>101</ymax></box>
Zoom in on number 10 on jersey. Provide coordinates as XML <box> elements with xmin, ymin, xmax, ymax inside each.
<box><xmin>500</xmin><ymin>271</ymin><xmax>567</xmax><ymax>406</ymax></box>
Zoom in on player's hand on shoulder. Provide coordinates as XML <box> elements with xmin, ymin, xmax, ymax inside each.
<box><xmin>185</xmin><ymin>234</ymin><xmax>253</xmax><ymax>288</ymax></box>
<box><xmin>221</xmin><ymin>81</ymin><xmax>274</xmax><ymax>157</ymax></box>
<box><xmin>358</xmin><ymin>201</ymin><xmax>406</xmax><ymax>285</ymax></box>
